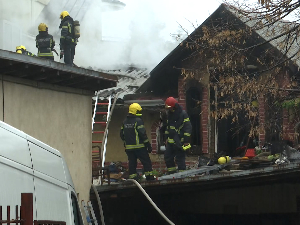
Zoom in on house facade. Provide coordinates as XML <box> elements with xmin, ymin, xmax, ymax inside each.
<box><xmin>128</xmin><ymin>4</ymin><xmax>300</xmax><ymax>159</ymax></box>
<box><xmin>0</xmin><ymin>49</ymin><xmax>117</xmax><ymax>203</ymax></box>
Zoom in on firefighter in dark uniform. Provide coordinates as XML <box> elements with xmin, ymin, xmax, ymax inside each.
<box><xmin>164</xmin><ymin>97</ymin><xmax>192</xmax><ymax>174</ymax></box>
<box><xmin>16</xmin><ymin>45</ymin><xmax>35</xmax><ymax>56</ymax></box>
<box><xmin>36</xmin><ymin>23</ymin><xmax>55</xmax><ymax>60</ymax></box>
<box><xmin>120</xmin><ymin>103</ymin><xmax>155</xmax><ymax>181</ymax></box>
<box><xmin>59</xmin><ymin>11</ymin><xmax>76</xmax><ymax>66</ymax></box>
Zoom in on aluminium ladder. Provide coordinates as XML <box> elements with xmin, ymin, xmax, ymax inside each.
<box><xmin>92</xmin><ymin>92</ymin><xmax>119</xmax><ymax>184</ymax></box>
<box><xmin>81</xmin><ymin>200</ymin><xmax>99</xmax><ymax>225</ymax></box>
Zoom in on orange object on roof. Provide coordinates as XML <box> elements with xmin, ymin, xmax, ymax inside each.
<box><xmin>245</xmin><ymin>148</ymin><xmax>256</xmax><ymax>158</ymax></box>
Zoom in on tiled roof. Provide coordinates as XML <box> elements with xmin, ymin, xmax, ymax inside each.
<box><xmin>225</xmin><ymin>4</ymin><xmax>300</xmax><ymax>67</ymax></box>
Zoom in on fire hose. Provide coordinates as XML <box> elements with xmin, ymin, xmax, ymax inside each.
<box><xmin>127</xmin><ymin>179</ymin><xmax>175</xmax><ymax>225</ymax></box>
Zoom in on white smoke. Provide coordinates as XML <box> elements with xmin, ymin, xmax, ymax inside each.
<box><xmin>0</xmin><ymin>0</ymin><xmax>223</xmax><ymax>70</ymax></box>
<box><xmin>75</xmin><ymin>0</ymin><xmax>181</xmax><ymax>70</ymax></box>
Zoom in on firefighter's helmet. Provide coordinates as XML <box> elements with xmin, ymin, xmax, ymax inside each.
<box><xmin>165</xmin><ymin>97</ymin><xmax>178</xmax><ymax>109</ymax></box>
<box><xmin>16</xmin><ymin>45</ymin><xmax>26</xmax><ymax>54</ymax></box>
<box><xmin>218</xmin><ymin>156</ymin><xmax>230</xmax><ymax>164</ymax></box>
<box><xmin>60</xmin><ymin>11</ymin><xmax>70</xmax><ymax>20</ymax></box>
<box><xmin>129</xmin><ymin>103</ymin><xmax>142</xmax><ymax>116</ymax></box>
<box><xmin>38</xmin><ymin>23</ymin><xmax>48</xmax><ymax>32</ymax></box>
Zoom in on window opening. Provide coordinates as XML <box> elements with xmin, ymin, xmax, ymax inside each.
<box><xmin>186</xmin><ymin>87</ymin><xmax>201</xmax><ymax>145</ymax></box>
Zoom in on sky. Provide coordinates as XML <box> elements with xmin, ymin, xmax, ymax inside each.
<box><xmin>75</xmin><ymin>0</ymin><xmax>226</xmax><ymax>70</ymax></box>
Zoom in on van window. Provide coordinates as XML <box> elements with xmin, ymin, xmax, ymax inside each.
<box><xmin>71</xmin><ymin>193</ymin><xmax>83</xmax><ymax>225</ymax></box>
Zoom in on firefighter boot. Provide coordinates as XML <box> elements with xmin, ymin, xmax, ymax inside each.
<box><xmin>146</xmin><ymin>175</ymin><xmax>156</xmax><ymax>181</ymax></box>
<box><xmin>167</xmin><ymin>167</ymin><xmax>178</xmax><ymax>175</ymax></box>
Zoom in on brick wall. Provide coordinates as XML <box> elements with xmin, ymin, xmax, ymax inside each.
<box><xmin>151</xmin><ymin>120</ymin><xmax>160</xmax><ymax>154</ymax></box>
<box><xmin>178</xmin><ymin>77</ymin><xmax>186</xmax><ymax>110</ymax></box>
<box><xmin>178</xmin><ymin>76</ymin><xmax>209</xmax><ymax>154</ymax></box>
<box><xmin>258</xmin><ymin>95</ymin><xmax>266</xmax><ymax>146</ymax></box>
<box><xmin>201</xmin><ymin>87</ymin><xmax>209</xmax><ymax>154</ymax></box>
<box><xmin>282</xmin><ymin>109</ymin><xmax>297</xmax><ymax>141</ymax></box>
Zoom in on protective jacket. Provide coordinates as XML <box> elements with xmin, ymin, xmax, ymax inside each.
<box><xmin>165</xmin><ymin>103</ymin><xmax>192</xmax><ymax>148</ymax></box>
<box><xmin>36</xmin><ymin>31</ymin><xmax>55</xmax><ymax>58</ymax></box>
<box><xmin>120</xmin><ymin>114</ymin><xmax>150</xmax><ymax>150</ymax></box>
<box><xmin>59</xmin><ymin>15</ymin><xmax>76</xmax><ymax>49</ymax></box>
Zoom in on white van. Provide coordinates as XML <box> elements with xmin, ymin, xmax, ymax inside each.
<box><xmin>0</xmin><ymin>121</ymin><xmax>83</xmax><ymax>225</ymax></box>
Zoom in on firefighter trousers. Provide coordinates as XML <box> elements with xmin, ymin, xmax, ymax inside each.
<box><xmin>126</xmin><ymin>147</ymin><xmax>153</xmax><ymax>176</ymax></box>
<box><xmin>164</xmin><ymin>143</ymin><xmax>186</xmax><ymax>171</ymax></box>
<box><xmin>63</xmin><ymin>44</ymin><xmax>75</xmax><ymax>66</ymax></box>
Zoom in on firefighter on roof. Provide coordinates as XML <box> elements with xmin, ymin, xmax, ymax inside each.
<box><xmin>36</xmin><ymin>23</ymin><xmax>55</xmax><ymax>60</ymax></box>
<box><xmin>164</xmin><ymin>97</ymin><xmax>192</xmax><ymax>174</ymax></box>
<box><xmin>120</xmin><ymin>103</ymin><xmax>155</xmax><ymax>181</ymax></box>
<box><xmin>59</xmin><ymin>11</ymin><xmax>76</xmax><ymax>66</ymax></box>
<box><xmin>16</xmin><ymin>46</ymin><xmax>35</xmax><ymax>56</ymax></box>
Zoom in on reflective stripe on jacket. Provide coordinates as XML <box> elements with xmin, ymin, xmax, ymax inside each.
<box><xmin>36</xmin><ymin>32</ymin><xmax>55</xmax><ymax>57</ymax></box>
<box><xmin>164</xmin><ymin>104</ymin><xmax>192</xmax><ymax>146</ymax></box>
<box><xmin>59</xmin><ymin>16</ymin><xmax>76</xmax><ymax>48</ymax></box>
<box><xmin>120</xmin><ymin>114</ymin><xmax>150</xmax><ymax>150</ymax></box>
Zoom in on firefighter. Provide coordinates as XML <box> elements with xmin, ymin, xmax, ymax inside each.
<box><xmin>164</xmin><ymin>97</ymin><xmax>192</xmax><ymax>174</ymax></box>
<box><xmin>59</xmin><ymin>11</ymin><xmax>76</xmax><ymax>66</ymax></box>
<box><xmin>36</xmin><ymin>23</ymin><xmax>55</xmax><ymax>60</ymax></box>
<box><xmin>16</xmin><ymin>46</ymin><xmax>35</xmax><ymax>56</ymax></box>
<box><xmin>120</xmin><ymin>103</ymin><xmax>155</xmax><ymax>181</ymax></box>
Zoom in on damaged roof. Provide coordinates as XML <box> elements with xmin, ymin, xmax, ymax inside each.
<box><xmin>96</xmin><ymin>67</ymin><xmax>150</xmax><ymax>99</ymax></box>
<box><xmin>0</xmin><ymin>49</ymin><xmax>117</xmax><ymax>92</ymax></box>
<box><xmin>93</xmin><ymin>159</ymin><xmax>300</xmax><ymax>199</ymax></box>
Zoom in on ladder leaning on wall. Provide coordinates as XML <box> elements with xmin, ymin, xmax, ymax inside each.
<box><xmin>91</xmin><ymin>92</ymin><xmax>119</xmax><ymax>184</ymax></box>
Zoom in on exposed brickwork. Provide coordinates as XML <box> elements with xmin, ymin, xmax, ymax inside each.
<box><xmin>258</xmin><ymin>95</ymin><xmax>266</xmax><ymax>146</ymax></box>
<box><xmin>282</xmin><ymin>109</ymin><xmax>297</xmax><ymax>142</ymax></box>
<box><xmin>178</xmin><ymin>77</ymin><xmax>186</xmax><ymax>110</ymax></box>
<box><xmin>201</xmin><ymin>87</ymin><xmax>209</xmax><ymax>153</ymax></box>
<box><xmin>279</xmin><ymin>72</ymin><xmax>297</xmax><ymax>143</ymax></box>
<box><xmin>150</xmin><ymin>120</ymin><xmax>160</xmax><ymax>154</ymax></box>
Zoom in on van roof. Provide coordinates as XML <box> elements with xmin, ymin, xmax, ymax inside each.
<box><xmin>0</xmin><ymin>121</ymin><xmax>75</xmax><ymax>188</ymax></box>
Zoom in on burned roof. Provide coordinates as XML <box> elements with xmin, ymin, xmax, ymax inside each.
<box><xmin>96</xmin><ymin>67</ymin><xmax>150</xmax><ymax>99</ymax></box>
<box><xmin>93</xmin><ymin>159</ymin><xmax>300</xmax><ymax>199</ymax></box>
<box><xmin>0</xmin><ymin>49</ymin><xmax>117</xmax><ymax>92</ymax></box>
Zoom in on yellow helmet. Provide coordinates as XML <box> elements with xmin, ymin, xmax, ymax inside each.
<box><xmin>129</xmin><ymin>103</ymin><xmax>142</xmax><ymax>116</ymax></box>
<box><xmin>16</xmin><ymin>45</ymin><xmax>26</xmax><ymax>54</ymax></box>
<box><xmin>218</xmin><ymin>156</ymin><xmax>230</xmax><ymax>164</ymax></box>
<box><xmin>60</xmin><ymin>11</ymin><xmax>70</xmax><ymax>20</ymax></box>
<box><xmin>38</xmin><ymin>23</ymin><xmax>48</xmax><ymax>32</ymax></box>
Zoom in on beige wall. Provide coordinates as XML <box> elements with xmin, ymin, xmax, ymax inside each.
<box><xmin>94</xmin><ymin>108</ymin><xmax>161</xmax><ymax>163</ymax></box>
<box><xmin>0</xmin><ymin>75</ymin><xmax>92</xmax><ymax>203</ymax></box>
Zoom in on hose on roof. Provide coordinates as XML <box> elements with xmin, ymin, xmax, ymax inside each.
<box><xmin>127</xmin><ymin>179</ymin><xmax>175</xmax><ymax>225</ymax></box>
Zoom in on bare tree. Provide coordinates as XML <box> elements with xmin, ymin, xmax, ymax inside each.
<box><xmin>180</xmin><ymin>1</ymin><xmax>300</xmax><ymax>147</ymax></box>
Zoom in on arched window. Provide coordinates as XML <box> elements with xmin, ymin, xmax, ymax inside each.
<box><xmin>186</xmin><ymin>87</ymin><xmax>201</xmax><ymax>146</ymax></box>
